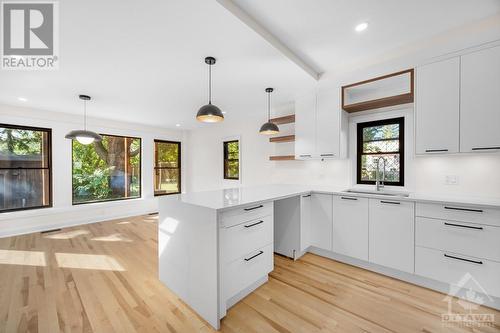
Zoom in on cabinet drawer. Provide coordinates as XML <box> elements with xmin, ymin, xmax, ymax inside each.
<box><xmin>416</xmin><ymin>202</ymin><xmax>500</xmax><ymax>227</ymax></box>
<box><xmin>415</xmin><ymin>246</ymin><xmax>500</xmax><ymax>297</ymax></box>
<box><xmin>224</xmin><ymin>244</ymin><xmax>273</xmax><ymax>301</ymax></box>
<box><xmin>222</xmin><ymin>215</ymin><xmax>273</xmax><ymax>264</ymax></box>
<box><xmin>416</xmin><ymin>217</ymin><xmax>500</xmax><ymax>262</ymax></box>
<box><xmin>220</xmin><ymin>202</ymin><xmax>273</xmax><ymax>228</ymax></box>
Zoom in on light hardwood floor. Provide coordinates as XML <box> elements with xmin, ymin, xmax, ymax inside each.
<box><xmin>0</xmin><ymin>215</ymin><xmax>498</xmax><ymax>333</ymax></box>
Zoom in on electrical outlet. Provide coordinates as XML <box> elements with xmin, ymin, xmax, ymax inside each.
<box><xmin>445</xmin><ymin>175</ymin><xmax>459</xmax><ymax>185</ymax></box>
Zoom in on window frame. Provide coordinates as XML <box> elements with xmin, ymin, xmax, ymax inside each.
<box><xmin>71</xmin><ymin>133</ymin><xmax>142</xmax><ymax>205</ymax></box>
<box><xmin>356</xmin><ymin>117</ymin><xmax>405</xmax><ymax>186</ymax></box>
<box><xmin>0</xmin><ymin>123</ymin><xmax>53</xmax><ymax>213</ymax></box>
<box><xmin>153</xmin><ymin>139</ymin><xmax>181</xmax><ymax>196</ymax></box>
<box><xmin>223</xmin><ymin>139</ymin><xmax>240</xmax><ymax>180</ymax></box>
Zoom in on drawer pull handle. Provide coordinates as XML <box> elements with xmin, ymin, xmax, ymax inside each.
<box><xmin>444</xmin><ymin>222</ymin><xmax>483</xmax><ymax>230</ymax></box>
<box><xmin>380</xmin><ymin>200</ymin><xmax>401</xmax><ymax>205</ymax></box>
<box><xmin>244</xmin><ymin>251</ymin><xmax>264</xmax><ymax>262</ymax></box>
<box><xmin>472</xmin><ymin>147</ymin><xmax>500</xmax><ymax>151</ymax></box>
<box><xmin>302</xmin><ymin>194</ymin><xmax>311</xmax><ymax>198</ymax></box>
<box><xmin>244</xmin><ymin>205</ymin><xmax>263</xmax><ymax>211</ymax></box>
<box><xmin>444</xmin><ymin>206</ymin><xmax>483</xmax><ymax>213</ymax></box>
<box><xmin>244</xmin><ymin>220</ymin><xmax>264</xmax><ymax>228</ymax></box>
<box><xmin>444</xmin><ymin>254</ymin><xmax>483</xmax><ymax>265</ymax></box>
<box><xmin>425</xmin><ymin>149</ymin><xmax>449</xmax><ymax>152</ymax></box>
<box><xmin>320</xmin><ymin>153</ymin><xmax>335</xmax><ymax>157</ymax></box>
<box><xmin>341</xmin><ymin>197</ymin><xmax>358</xmax><ymax>201</ymax></box>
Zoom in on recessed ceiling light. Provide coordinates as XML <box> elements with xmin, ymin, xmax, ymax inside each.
<box><xmin>175</xmin><ymin>124</ymin><xmax>181</xmax><ymax>127</ymax></box>
<box><xmin>355</xmin><ymin>22</ymin><xmax>368</xmax><ymax>32</ymax></box>
<box><xmin>18</xmin><ymin>97</ymin><xmax>27</xmax><ymax>102</ymax></box>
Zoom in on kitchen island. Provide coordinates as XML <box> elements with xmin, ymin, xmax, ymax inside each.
<box><xmin>158</xmin><ymin>184</ymin><xmax>500</xmax><ymax>329</ymax></box>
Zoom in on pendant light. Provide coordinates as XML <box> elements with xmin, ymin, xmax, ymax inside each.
<box><xmin>65</xmin><ymin>95</ymin><xmax>102</xmax><ymax>145</ymax></box>
<box><xmin>259</xmin><ymin>88</ymin><xmax>279</xmax><ymax>135</ymax></box>
<box><xmin>196</xmin><ymin>56</ymin><xmax>224</xmax><ymax>123</ymax></box>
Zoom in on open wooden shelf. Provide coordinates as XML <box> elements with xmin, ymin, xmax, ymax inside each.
<box><xmin>269</xmin><ymin>135</ymin><xmax>295</xmax><ymax>143</ymax></box>
<box><xmin>269</xmin><ymin>155</ymin><xmax>295</xmax><ymax>161</ymax></box>
<box><xmin>270</xmin><ymin>114</ymin><xmax>295</xmax><ymax>125</ymax></box>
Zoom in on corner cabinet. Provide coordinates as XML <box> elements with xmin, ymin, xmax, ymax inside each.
<box><xmin>294</xmin><ymin>89</ymin><xmax>347</xmax><ymax>160</ymax></box>
<box><xmin>460</xmin><ymin>45</ymin><xmax>500</xmax><ymax>153</ymax></box>
<box><xmin>415</xmin><ymin>57</ymin><xmax>460</xmax><ymax>154</ymax></box>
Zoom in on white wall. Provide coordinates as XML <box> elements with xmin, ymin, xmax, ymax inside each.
<box><xmin>0</xmin><ymin>104</ymin><xmax>187</xmax><ymax>237</ymax></box>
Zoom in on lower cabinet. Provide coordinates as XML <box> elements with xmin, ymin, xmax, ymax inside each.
<box><xmin>300</xmin><ymin>194</ymin><xmax>311</xmax><ymax>252</ymax></box>
<box><xmin>333</xmin><ymin>195</ymin><xmax>369</xmax><ymax>261</ymax></box>
<box><xmin>369</xmin><ymin>199</ymin><xmax>415</xmax><ymax>273</ymax></box>
<box><xmin>310</xmin><ymin>193</ymin><xmax>333</xmax><ymax>251</ymax></box>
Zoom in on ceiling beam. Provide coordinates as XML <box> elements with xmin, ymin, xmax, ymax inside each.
<box><xmin>216</xmin><ymin>0</ymin><xmax>321</xmax><ymax>81</ymax></box>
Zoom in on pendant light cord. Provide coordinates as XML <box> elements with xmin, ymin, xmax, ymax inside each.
<box><xmin>208</xmin><ymin>63</ymin><xmax>212</xmax><ymax>104</ymax></box>
<box><xmin>83</xmin><ymin>99</ymin><xmax>87</xmax><ymax>130</ymax></box>
<box><xmin>267</xmin><ymin>90</ymin><xmax>271</xmax><ymax>121</ymax></box>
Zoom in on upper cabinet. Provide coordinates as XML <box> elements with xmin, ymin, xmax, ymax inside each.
<box><xmin>294</xmin><ymin>93</ymin><xmax>316</xmax><ymax>159</ymax></box>
<box><xmin>294</xmin><ymin>88</ymin><xmax>347</xmax><ymax>160</ymax></box>
<box><xmin>460</xmin><ymin>45</ymin><xmax>500</xmax><ymax>153</ymax></box>
<box><xmin>415</xmin><ymin>57</ymin><xmax>460</xmax><ymax>154</ymax></box>
<box><xmin>415</xmin><ymin>44</ymin><xmax>500</xmax><ymax>155</ymax></box>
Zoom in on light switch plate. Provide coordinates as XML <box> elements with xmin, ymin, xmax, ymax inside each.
<box><xmin>445</xmin><ymin>175</ymin><xmax>459</xmax><ymax>185</ymax></box>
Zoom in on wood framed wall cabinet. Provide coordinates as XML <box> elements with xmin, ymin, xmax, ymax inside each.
<box><xmin>342</xmin><ymin>69</ymin><xmax>414</xmax><ymax>113</ymax></box>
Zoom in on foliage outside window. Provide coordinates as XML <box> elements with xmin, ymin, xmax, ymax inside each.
<box><xmin>154</xmin><ymin>140</ymin><xmax>181</xmax><ymax>196</ymax></box>
<box><xmin>357</xmin><ymin>117</ymin><xmax>404</xmax><ymax>186</ymax></box>
<box><xmin>72</xmin><ymin>134</ymin><xmax>141</xmax><ymax>204</ymax></box>
<box><xmin>0</xmin><ymin>124</ymin><xmax>52</xmax><ymax>212</ymax></box>
<box><xmin>223</xmin><ymin>140</ymin><xmax>239</xmax><ymax>180</ymax></box>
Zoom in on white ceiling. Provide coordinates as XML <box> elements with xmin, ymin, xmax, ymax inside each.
<box><xmin>233</xmin><ymin>0</ymin><xmax>500</xmax><ymax>74</ymax></box>
<box><xmin>1</xmin><ymin>0</ymin><xmax>499</xmax><ymax>129</ymax></box>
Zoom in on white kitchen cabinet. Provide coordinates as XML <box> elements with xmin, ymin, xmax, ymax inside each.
<box><xmin>300</xmin><ymin>194</ymin><xmax>311</xmax><ymax>252</ymax></box>
<box><xmin>415</xmin><ymin>57</ymin><xmax>460</xmax><ymax>154</ymax></box>
<box><xmin>316</xmin><ymin>89</ymin><xmax>347</xmax><ymax>159</ymax></box>
<box><xmin>333</xmin><ymin>195</ymin><xmax>369</xmax><ymax>260</ymax></box>
<box><xmin>460</xmin><ymin>45</ymin><xmax>500</xmax><ymax>153</ymax></box>
<box><xmin>369</xmin><ymin>199</ymin><xmax>415</xmax><ymax>273</ymax></box>
<box><xmin>294</xmin><ymin>93</ymin><xmax>316</xmax><ymax>159</ymax></box>
<box><xmin>310</xmin><ymin>193</ymin><xmax>333</xmax><ymax>251</ymax></box>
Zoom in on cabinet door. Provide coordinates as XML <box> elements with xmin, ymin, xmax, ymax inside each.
<box><xmin>461</xmin><ymin>45</ymin><xmax>500</xmax><ymax>152</ymax></box>
<box><xmin>333</xmin><ymin>196</ymin><xmax>369</xmax><ymax>260</ymax></box>
<box><xmin>294</xmin><ymin>93</ymin><xmax>316</xmax><ymax>159</ymax></box>
<box><xmin>369</xmin><ymin>199</ymin><xmax>415</xmax><ymax>273</ymax></box>
<box><xmin>300</xmin><ymin>194</ymin><xmax>311</xmax><ymax>252</ymax></box>
<box><xmin>315</xmin><ymin>89</ymin><xmax>340</xmax><ymax>158</ymax></box>
<box><xmin>415</xmin><ymin>57</ymin><xmax>460</xmax><ymax>154</ymax></box>
<box><xmin>310</xmin><ymin>193</ymin><xmax>333</xmax><ymax>251</ymax></box>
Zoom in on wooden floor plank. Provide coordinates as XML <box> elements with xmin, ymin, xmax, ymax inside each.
<box><xmin>0</xmin><ymin>214</ymin><xmax>498</xmax><ymax>333</ymax></box>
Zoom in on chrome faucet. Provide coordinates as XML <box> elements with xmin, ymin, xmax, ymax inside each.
<box><xmin>375</xmin><ymin>157</ymin><xmax>386</xmax><ymax>191</ymax></box>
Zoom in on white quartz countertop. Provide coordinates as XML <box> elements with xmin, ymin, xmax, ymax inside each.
<box><xmin>161</xmin><ymin>184</ymin><xmax>500</xmax><ymax>210</ymax></box>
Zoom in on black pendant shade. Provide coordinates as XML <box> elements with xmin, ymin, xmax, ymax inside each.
<box><xmin>65</xmin><ymin>95</ymin><xmax>103</xmax><ymax>145</ymax></box>
<box><xmin>259</xmin><ymin>88</ymin><xmax>279</xmax><ymax>135</ymax></box>
<box><xmin>197</xmin><ymin>57</ymin><xmax>224</xmax><ymax>123</ymax></box>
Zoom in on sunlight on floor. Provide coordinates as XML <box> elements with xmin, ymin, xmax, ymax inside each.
<box><xmin>55</xmin><ymin>253</ymin><xmax>125</xmax><ymax>271</ymax></box>
<box><xmin>0</xmin><ymin>249</ymin><xmax>46</xmax><ymax>266</ymax></box>
<box><xmin>91</xmin><ymin>233</ymin><xmax>132</xmax><ymax>242</ymax></box>
<box><xmin>44</xmin><ymin>229</ymin><xmax>90</xmax><ymax>239</ymax></box>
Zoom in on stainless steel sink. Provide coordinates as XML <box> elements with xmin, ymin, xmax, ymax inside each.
<box><xmin>344</xmin><ymin>189</ymin><xmax>410</xmax><ymax>197</ymax></box>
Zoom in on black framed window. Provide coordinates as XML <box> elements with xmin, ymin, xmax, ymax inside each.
<box><xmin>0</xmin><ymin>124</ymin><xmax>52</xmax><ymax>213</ymax></box>
<box><xmin>357</xmin><ymin>117</ymin><xmax>404</xmax><ymax>186</ymax></box>
<box><xmin>154</xmin><ymin>140</ymin><xmax>181</xmax><ymax>196</ymax></box>
<box><xmin>223</xmin><ymin>140</ymin><xmax>239</xmax><ymax>180</ymax></box>
<box><xmin>72</xmin><ymin>134</ymin><xmax>141</xmax><ymax>204</ymax></box>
